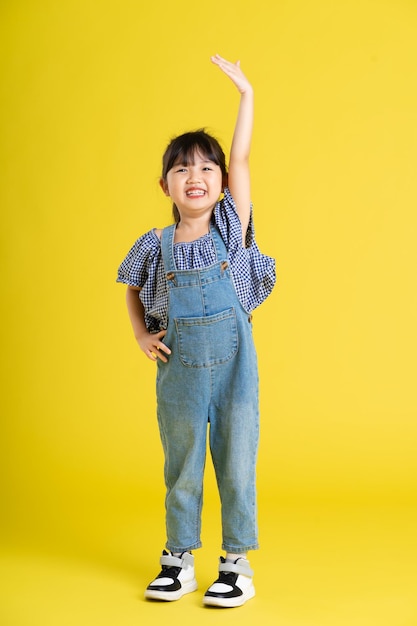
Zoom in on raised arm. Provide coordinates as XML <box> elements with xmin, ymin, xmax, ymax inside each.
<box><xmin>211</xmin><ymin>54</ymin><xmax>254</xmax><ymax>239</ymax></box>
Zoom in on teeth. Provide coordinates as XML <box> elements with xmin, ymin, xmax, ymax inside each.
<box><xmin>187</xmin><ymin>190</ymin><xmax>205</xmax><ymax>196</ymax></box>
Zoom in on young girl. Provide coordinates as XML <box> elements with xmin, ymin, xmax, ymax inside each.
<box><xmin>117</xmin><ymin>55</ymin><xmax>275</xmax><ymax>608</ymax></box>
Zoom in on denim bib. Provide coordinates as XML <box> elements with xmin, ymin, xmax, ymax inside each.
<box><xmin>160</xmin><ymin>223</ymin><xmax>241</xmax><ymax>368</ymax></box>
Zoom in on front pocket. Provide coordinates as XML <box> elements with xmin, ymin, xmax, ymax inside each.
<box><xmin>175</xmin><ymin>307</ymin><xmax>238</xmax><ymax>368</ymax></box>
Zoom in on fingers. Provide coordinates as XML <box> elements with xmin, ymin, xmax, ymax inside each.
<box><xmin>146</xmin><ymin>347</ymin><xmax>168</xmax><ymax>363</ymax></box>
<box><xmin>211</xmin><ymin>54</ymin><xmax>239</xmax><ymax>73</ymax></box>
<box><xmin>145</xmin><ymin>331</ymin><xmax>171</xmax><ymax>363</ymax></box>
<box><xmin>210</xmin><ymin>54</ymin><xmax>251</xmax><ymax>93</ymax></box>
<box><xmin>147</xmin><ymin>349</ymin><xmax>167</xmax><ymax>363</ymax></box>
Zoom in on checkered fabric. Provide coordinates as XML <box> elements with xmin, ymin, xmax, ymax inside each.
<box><xmin>117</xmin><ymin>188</ymin><xmax>276</xmax><ymax>332</ymax></box>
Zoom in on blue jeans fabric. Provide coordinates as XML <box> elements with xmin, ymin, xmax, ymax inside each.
<box><xmin>156</xmin><ymin>224</ymin><xmax>259</xmax><ymax>553</ymax></box>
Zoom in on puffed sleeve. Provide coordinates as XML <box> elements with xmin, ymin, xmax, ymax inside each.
<box><xmin>116</xmin><ymin>230</ymin><xmax>160</xmax><ymax>287</ymax></box>
<box><xmin>214</xmin><ymin>188</ymin><xmax>276</xmax><ymax>311</ymax></box>
<box><xmin>117</xmin><ymin>229</ymin><xmax>168</xmax><ymax>332</ymax></box>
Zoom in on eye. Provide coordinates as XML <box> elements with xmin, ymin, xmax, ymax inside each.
<box><xmin>175</xmin><ymin>167</ymin><xmax>187</xmax><ymax>173</ymax></box>
<box><xmin>202</xmin><ymin>166</ymin><xmax>213</xmax><ymax>171</ymax></box>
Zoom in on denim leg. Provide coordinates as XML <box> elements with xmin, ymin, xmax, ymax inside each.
<box><xmin>157</xmin><ymin>365</ymin><xmax>211</xmax><ymax>552</ymax></box>
<box><xmin>209</xmin><ymin>354</ymin><xmax>260</xmax><ymax>552</ymax></box>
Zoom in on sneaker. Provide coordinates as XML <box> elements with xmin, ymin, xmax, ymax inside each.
<box><xmin>145</xmin><ymin>550</ymin><xmax>198</xmax><ymax>601</ymax></box>
<box><xmin>203</xmin><ymin>556</ymin><xmax>255</xmax><ymax>608</ymax></box>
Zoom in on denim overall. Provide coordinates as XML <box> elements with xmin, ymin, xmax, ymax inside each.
<box><xmin>157</xmin><ymin>223</ymin><xmax>259</xmax><ymax>554</ymax></box>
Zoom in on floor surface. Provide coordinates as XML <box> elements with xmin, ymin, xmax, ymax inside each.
<box><xmin>1</xmin><ymin>503</ymin><xmax>416</xmax><ymax>626</ymax></box>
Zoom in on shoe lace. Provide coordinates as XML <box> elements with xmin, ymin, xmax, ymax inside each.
<box><xmin>216</xmin><ymin>570</ymin><xmax>237</xmax><ymax>585</ymax></box>
<box><xmin>159</xmin><ymin>564</ymin><xmax>181</xmax><ymax>579</ymax></box>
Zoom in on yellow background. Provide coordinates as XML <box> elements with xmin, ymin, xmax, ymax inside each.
<box><xmin>1</xmin><ymin>1</ymin><xmax>417</xmax><ymax>624</ymax></box>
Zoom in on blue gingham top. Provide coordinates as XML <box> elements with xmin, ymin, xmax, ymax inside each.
<box><xmin>117</xmin><ymin>188</ymin><xmax>276</xmax><ymax>332</ymax></box>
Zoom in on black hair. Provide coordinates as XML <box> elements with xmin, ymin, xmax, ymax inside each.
<box><xmin>161</xmin><ymin>129</ymin><xmax>227</xmax><ymax>223</ymax></box>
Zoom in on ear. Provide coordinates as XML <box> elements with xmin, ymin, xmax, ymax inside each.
<box><xmin>159</xmin><ymin>178</ymin><xmax>170</xmax><ymax>196</ymax></box>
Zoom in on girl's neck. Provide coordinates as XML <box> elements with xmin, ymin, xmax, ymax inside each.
<box><xmin>174</xmin><ymin>216</ymin><xmax>211</xmax><ymax>243</ymax></box>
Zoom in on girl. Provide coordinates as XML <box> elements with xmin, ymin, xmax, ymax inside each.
<box><xmin>117</xmin><ymin>55</ymin><xmax>275</xmax><ymax>608</ymax></box>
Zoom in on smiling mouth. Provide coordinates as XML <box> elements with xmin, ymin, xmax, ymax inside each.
<box><xmin>186</xmin><ymin>189</ymin><xmax>206</xmax><ymax>197</ymax></box>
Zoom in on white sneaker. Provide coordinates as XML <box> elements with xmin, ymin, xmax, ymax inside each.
<box><xmin>203</xmin><ymin>556</ymin><xmax>255</xmax><ymax>608</ymax></box>
<box><xmin>145</xmin><ymin>550</ymin><xmax>198</xmax><ymax>601</ymax></box>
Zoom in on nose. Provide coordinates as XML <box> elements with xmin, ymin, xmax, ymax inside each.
<box><xmin>186</xmin><ymin>167</ymin><xmax>201</xmax><ymax>183</ymax></box>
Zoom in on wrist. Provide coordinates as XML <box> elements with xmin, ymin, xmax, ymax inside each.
<box><xmin>240</xmin><ymin>84</ymin><xmax>253</xmax><ymax>97</ymax></box>
<box><xmin>135</xmin><ymin>328</ymin><xmax>148</xmax><ymax>341</ymax></box>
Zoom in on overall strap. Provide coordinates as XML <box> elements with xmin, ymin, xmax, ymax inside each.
<box><xmin>160</xmin><ymin>224</ymin><xmax>176</xmax><ymax>273</ymax></box>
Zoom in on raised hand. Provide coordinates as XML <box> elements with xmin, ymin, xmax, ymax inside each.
<box><xmin>210</xmin><ymin>54</ymin><xmax>253</xmax><ymax>95</ymax></box>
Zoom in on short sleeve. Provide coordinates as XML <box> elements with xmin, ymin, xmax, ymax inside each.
<box><xmin>213</xmin><ymin>188</ymin><xmax>276</xmax><ymax>311</ymax></box>
<box><xmin>117</xmin><ymin>229</ymin><xmax>168</xmax><ymax>332</ymax></box>
<box><xmin>116</xmin><ymin>229</ymin><xmax>160</xmax><ymax>288</ymax></box>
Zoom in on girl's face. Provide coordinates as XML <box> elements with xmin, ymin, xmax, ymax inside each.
<box><xmin>160</xmin><ymin>151</ymin><xmax>223</xmax><ymax>219</ymax></box>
